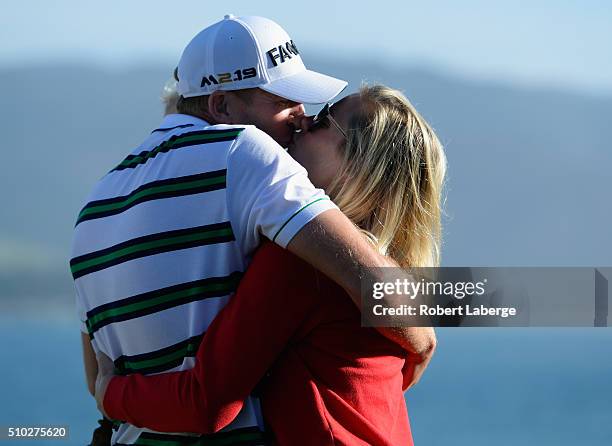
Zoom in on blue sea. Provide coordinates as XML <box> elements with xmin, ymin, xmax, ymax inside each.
<box><xmin>1</xmin><ymin>314</ymin><xmax>611</xmax><ymax>445</ymax></box>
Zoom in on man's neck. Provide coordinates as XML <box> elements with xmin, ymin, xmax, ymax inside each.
<box><xmin>186</xmin><ymin>111</ymin><xmax>217</xmax><ymax>125</ymax></box>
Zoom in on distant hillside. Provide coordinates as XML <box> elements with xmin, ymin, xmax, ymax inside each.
<box><xmin>1</xmin><ymin>59</ymin><xmax>611</xmax><ymax>298</ymax></box>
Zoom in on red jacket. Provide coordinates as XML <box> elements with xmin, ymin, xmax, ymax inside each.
<box><xmin>105</xmin><ymin>242</ymin><xmax>413</xmax><ymax>445</ymax></box>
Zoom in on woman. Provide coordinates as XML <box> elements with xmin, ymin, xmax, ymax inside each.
<box><xmin>96</xmin><ymin>84</ymin><xmax>446</xmax><ymax>445</ymax></box>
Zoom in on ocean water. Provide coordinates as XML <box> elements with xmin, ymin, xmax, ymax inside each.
<box><xmin>0</xmin><ymin>317</ymin><xmax>99</xmax><ymax>445</ymax></box>
<box><xmin>406</xmin><ymin>328</ymin><xmax>612</xmax><ymax>445</ymax></box>
<box><xmin>1</xmin><ymin>316</ymin><xmax>611</xmax><ymax>445</ymax></box>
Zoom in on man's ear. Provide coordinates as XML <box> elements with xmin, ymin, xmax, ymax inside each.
<box><xmin>207</xmin><ymin>91</ymin><xmax>230</xmax><ymax>123</ymax></box>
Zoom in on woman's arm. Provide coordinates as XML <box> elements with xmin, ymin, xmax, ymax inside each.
<box><xmin>99</xmin><ymin>243</ymin><xmax>318</xmax><ymax>434</ymax></box>
<box><xmin>81</xmin><ymin>332</ymin><xmax>97</xmax><ymax>396</ymax></box>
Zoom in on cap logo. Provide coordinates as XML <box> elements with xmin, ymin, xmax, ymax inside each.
<box><xmin>201</xmin><ymin>67</ymin><xmax>258</xmax><ymax>87</ymax></box>
<box><xmin>266</xmin><ymin>40</ymin><xmax>300</xmax><ymax>67</ymax></box>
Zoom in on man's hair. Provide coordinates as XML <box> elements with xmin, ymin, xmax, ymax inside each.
<box><xmin>328</xmin><ymin>84</ymin><xmax>447</xmax><ymax>269</ymax></box>
<box><xmin>161</xmin><ymin>72</ymin><xmax>258</xmax><ymax>119</ymax></box>
<box><xmin>161</xmin><ymin>78</ymin><xmax>179</xmax><ymax>115</ymax></box>
<box><xmin>168</xmin><ymin>88</ymin><xmax>257</xmax><ymax>121</ymax></box>
<box><xmin>176</xmin><ymin>95</ymin><xmax>210</xmax><ymax>117</ymax></box>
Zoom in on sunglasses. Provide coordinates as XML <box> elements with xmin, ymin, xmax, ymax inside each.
<box><xmin>310</xmin><ymin>103</ymin><xmax>347</xmax><ymax>138</ymax></box>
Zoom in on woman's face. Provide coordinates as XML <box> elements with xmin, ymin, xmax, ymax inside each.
<box><xmin>287</xmin><ymin>95</ymin><xmax>359</xmax><ymax>190</ymax></box>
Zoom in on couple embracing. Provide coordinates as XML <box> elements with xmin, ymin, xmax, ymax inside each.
<box><xmin>72</xmin><ymin>14</ymin><xmax>446</xmax><ymax>446</ymax></box>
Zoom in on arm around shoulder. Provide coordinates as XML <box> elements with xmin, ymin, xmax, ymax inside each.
<box><xmin>287</xmin><ymin>208</ymin><xmax>437</xmax><ymax>357</ymax></box>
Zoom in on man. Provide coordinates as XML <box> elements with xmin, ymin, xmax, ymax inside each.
<box><xmin>73</xmin><ymin>15</ymin><xmax>435</xmax><ymax>445</ymax></box>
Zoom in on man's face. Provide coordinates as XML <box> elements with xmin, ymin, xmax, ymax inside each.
<box><xmin>227</xmin><ymin>89</ymin><xmax>305</xmax><ymax>147</ymax></box>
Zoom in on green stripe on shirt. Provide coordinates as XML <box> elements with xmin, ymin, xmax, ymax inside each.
<box><xmin>76</xmin><ymin>170</ymin><xmax>227</xmax><ymax>225</ymax></box>
<box><xmin>272</xmin><ymin>197</ymin><xmax>331</xmax><ymax>243</ymax></box>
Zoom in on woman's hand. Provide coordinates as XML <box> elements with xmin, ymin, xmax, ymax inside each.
<box><xmin>94</xmin><ymin>352</ymin><xmax>116</xmax><ymax>418</ymax></box>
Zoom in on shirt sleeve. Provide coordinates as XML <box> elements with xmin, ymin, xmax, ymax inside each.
<box><xmin>226</xmin><ymin>127</ymin><xmax>337</xmax><ymax>253</ymax></box>
<box><xmin>103</xmin><ymin>242</ymin><xmax>320</xmax><ymax>434</ymax></box>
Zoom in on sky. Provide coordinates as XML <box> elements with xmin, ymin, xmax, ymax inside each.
<box><xmin>2</xmin><ymin>1</ymin><xmax>611</xmax><ymax>95</ymax></box>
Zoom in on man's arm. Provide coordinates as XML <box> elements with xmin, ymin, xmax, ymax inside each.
<box><xmin>287</xmin><ymin>208</ymin><xmax>437</xmax><ymax>361</ymax></box>
<box><xmin>81</xmin><ymin>332</ymin><xmax>97</xmax><ymax>397</ymax></box>
<box><xmin>226</xmin><ymin>129</ymin><xmax>436</xmax><ymax>362</ymax></box>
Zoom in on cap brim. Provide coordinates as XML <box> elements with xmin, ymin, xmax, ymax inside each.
<box><xmin>260</xmin><ymin>69</ymin><xmax>348</xmax><ymax>104</ymax></box>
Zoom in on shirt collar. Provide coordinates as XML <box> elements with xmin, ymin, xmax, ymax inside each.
<box><xmin>152</xmin><ymin>114</ymin><xmax>210</xmax><ymax>133</ymax></box>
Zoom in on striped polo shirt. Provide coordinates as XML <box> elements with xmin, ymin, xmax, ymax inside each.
<box><xmin>70</xmin><ymin>113</ymin><xmax>336</xmax><ymax>445</ymax></box>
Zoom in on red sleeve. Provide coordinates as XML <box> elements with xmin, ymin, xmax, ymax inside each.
<box><xmin>104</xmin><ymin>242</ymin><xmax>318</xmax><ymax>433</ymax></box>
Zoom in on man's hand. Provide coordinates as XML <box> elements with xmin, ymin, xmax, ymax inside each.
<box><xmin>94</xmin><ymin>352</ymin><xmax>115</xmax><ymax>418</ymax></box>
<box><xmin>400</xmin><ymin>328</ymin><xmax>437</xmax><ymax>390</ymax></box>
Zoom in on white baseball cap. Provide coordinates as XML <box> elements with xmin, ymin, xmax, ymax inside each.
<box><xmin>176</xmin><ymin>14</ymin><xmax>347</xmax><ymax>104</ymax></box>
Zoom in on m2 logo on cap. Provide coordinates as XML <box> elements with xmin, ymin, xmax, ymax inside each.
<box><xmin>267</xmin><ymin>41</ymin><xmax>300</xmax><ymax>67</ymax></box>
<box><xmin>201</xmin><ymin>67</ymin><xmax>257</xmax><ymax>87</ymax></box>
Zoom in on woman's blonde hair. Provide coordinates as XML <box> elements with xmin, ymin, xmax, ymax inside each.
<box><xmin>327</xmin><ymin>84</ymin><xmax>447</xmax><ymax>268</ymax></box>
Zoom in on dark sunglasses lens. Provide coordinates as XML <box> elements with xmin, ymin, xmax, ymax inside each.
<box><xmin>310</xmin><ymin>104</ymin><xmax>330</xmax><ymax>131</ymax></box>
<box><xmin>310</xmin><ymin>117</ymin><xmax>330</xmax><ymax>131</ymax></box>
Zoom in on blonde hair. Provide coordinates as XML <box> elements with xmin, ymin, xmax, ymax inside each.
<box><xmin>161</xmin><ymin>77</ymin><xmax>179</xmax><ymax>115</ymax></box>
<box><xmin>327</xmin><ymin>85</ymin><xmax>447</xmax><ymax>268</ymax></box>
